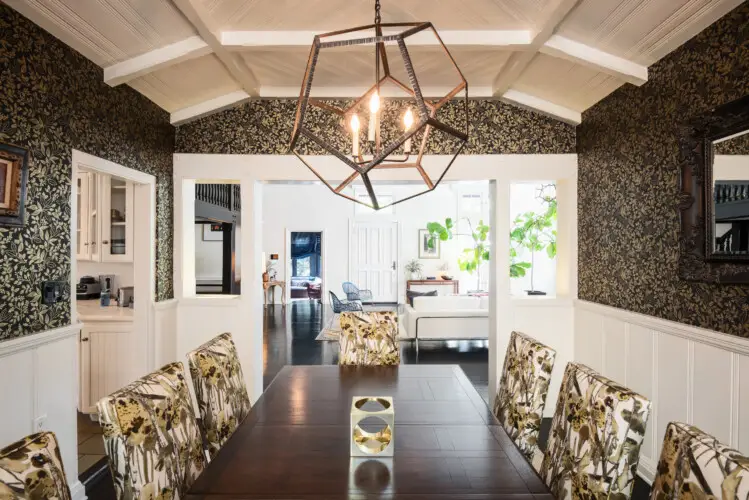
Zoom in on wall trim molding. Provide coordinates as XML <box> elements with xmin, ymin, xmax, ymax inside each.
<box><xmin>0</xmin><ymin>323</ymin><xmax>81</xmax><ymax>359</ymax></box>
<box><xmin>153</xmin><ymin>298</ymin><xmax>178</xmax><ymax>311</ymax></box>
<box><xmin>576</xmin><ymin>300</ymin><xmax>749</xmax><ymax>356</ymax></box>
<box><xmin>70</xmin><ymin>480</ymin><xmax>87</xmax><ymax>500</ymax></box>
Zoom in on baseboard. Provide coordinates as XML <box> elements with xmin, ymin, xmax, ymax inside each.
<box><xmin>70</xmin><ymin>480</ymin><xmax>87</xmax><ymax>500</ymax></box>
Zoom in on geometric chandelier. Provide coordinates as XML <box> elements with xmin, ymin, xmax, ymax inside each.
<box><xmin>289</xmin><ymin>0</ymin><xmax>469</xmax><ymax>210</ymax></box>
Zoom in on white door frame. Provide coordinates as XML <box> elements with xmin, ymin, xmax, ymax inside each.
<box><xmin>349</xmin><ymin>219</ymin><xmax>400</xmax><ymax>303</ymax></box>
<box><xmin>284</xmin><ymin>228</ymin><xmax>327</xmax><ymax>304</ymax></box>
<box><xmin>173</xmin><ymin>154</ymin><xmax>578</xmax><ymax>407</ymax></box>
<box><xmin>70</xmin><ymin>149</ymin><xmax>157</xmax><ymax>375</ymax></box>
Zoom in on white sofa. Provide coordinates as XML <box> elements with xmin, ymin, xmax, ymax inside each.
<box><xmin>404</xmin><ymin>295</ymin><xmax>489</xmax><ymax>344</ymax></box>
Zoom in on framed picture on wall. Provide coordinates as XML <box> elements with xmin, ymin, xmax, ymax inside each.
<box><xmin>418</xmin><ymin>229</ymin><xmax>440</xmax><ymax>259</ymax></box>
<box><xmin>202</xmin><ymin>223</ymin><xmax>223</xmax><ymax>241</ymax></box>
<box><xmin>0</xmin><ymin>142</ymin><xmax>29</xmax><ymax>227</ymax></box>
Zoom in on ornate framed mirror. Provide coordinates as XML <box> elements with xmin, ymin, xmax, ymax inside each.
<box><xmin>678</xmin><ymin>95</ymin><xmax>749</xmax><ymax>283</ymax></box>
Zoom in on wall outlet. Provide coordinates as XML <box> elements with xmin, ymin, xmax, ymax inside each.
<box><xmin>41</xmin><ymin>281</ymin><xmax>66</xmax><ymax>305</ymax></box>
<box><xmin>33</xmin><ymin>414</ymin><xmax>47</xmax><ymax>432</ymax></box>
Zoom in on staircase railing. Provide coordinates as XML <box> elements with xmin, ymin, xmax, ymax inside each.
<box><xmin>196</xmin><ymin>184</ymin><xmax>241</xmax><ymax>212</ymax></box>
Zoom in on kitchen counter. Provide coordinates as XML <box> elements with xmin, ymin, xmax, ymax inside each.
<box><xmin>77</xmin><ymin>301</ymin><xmax>134</xmax><ymax>322</ymax></box>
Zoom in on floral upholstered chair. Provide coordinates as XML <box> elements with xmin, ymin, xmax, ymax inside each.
<box><xmin>0</xmin><ymin>431</ymin><xmax>71</xmax><ymax>499</ymax></box>
<box><xmin>97</xmin><ymin>362</ymin><xmax>206</xmax><ymax>500</ymax></box>
<box><xmin>535</xmin><ymin>362</ymin><xmax>651</xmax><ymax>500</ymax></box>
<box><xmin>493</xmin><ymin>331</ymin><xmax>556</xmax><ymax>460</ymax></box>
<box><xmin>651</xmin><ymin>422</ymin><xmax>749</xmax><ymax>500</ymax></box>
<box><xmin>339</xmin><ymin>311</ymin><xmax>400</xmax><ymax>365</ymax></box>
<box><xmin>187</xmin><ymin>332</ymin><xmax>251</xmax><ymax>459</ymax></box>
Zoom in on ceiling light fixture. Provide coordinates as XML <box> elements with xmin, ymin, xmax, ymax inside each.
<box><xmin>289</xmin><ymin>0</ymin><xmax>469</xmax><ymax>210</ymax></box>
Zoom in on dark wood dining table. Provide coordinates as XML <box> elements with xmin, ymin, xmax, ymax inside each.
<box><xmin>187</xmin><ymin>365</ymin><xmax>552</xmax><ymax>499</ymax></box>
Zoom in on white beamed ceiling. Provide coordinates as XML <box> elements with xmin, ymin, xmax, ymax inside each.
<box><xmin>4</xmin><ymin>0</ymin><xmax>743</xmax><ymax>124</ymax></box>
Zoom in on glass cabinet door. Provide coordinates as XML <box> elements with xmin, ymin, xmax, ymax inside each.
<box><xmin>88</xmin><ymin>172</ymin><xmax>100</xmax><ymax>262</ymax></box>
<box><xmin>102</xmin><ymin>175</ymin><xmax>133</xmax><ymax>262</ymax></box>
<box><xmin>75</xmin><ymin>172</ymin><xmax>90</xmax><ymax>260</ymax></box>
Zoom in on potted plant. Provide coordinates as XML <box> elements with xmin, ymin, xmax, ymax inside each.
<box><xmin>509</xmin><ymin>185</ymin><xmax>557</xmax><ymax>295</ymax></box>
<box><xmin>405</xmin><ymin>259</ymin><xmax>423</xmax><ymax>281</ymax></box>
<box><xmin>426</xmin><ymin>218</ymin><xmax>490</xmax><ymax>292</ymax></box>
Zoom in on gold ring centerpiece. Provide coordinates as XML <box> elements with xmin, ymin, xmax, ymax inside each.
<box><xmin>351</xmin><ymin>396</ymin><xmax>395</xmax><ymax>457</ymax></box>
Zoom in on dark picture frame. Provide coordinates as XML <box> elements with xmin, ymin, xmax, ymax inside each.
<box><xmin>678</xmin><ymin>94</ymin><xmax>749</xmax><ymax>283</ymax></box>
<box><xmin>0</xmin><ymin>142</ymin><xmax>29</xmax><ymax>227</ymax></box>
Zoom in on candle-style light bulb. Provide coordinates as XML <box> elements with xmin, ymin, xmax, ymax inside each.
<box><xmin>350</xmin><ymin>114</ymin><xmax>360</xmax><ymax>157</ymax></box>
<box><xmin>368</xmin><ymin>91</ymin><xmax>380</xmax><ymax>142</ymax></box>
<box><xmin>403</xmin><ymin>108</ymin><xmax>414</xmax><ymax>154</ymax></box>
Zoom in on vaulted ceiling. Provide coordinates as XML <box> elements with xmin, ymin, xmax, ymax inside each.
<box><xmin>5</xmin><ymin>0</ymin><xmax>744</xmax><ymax>125</ymax></box>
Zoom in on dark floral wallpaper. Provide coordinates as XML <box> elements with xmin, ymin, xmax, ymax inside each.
<box><xmin>0</xmin><ymin>4</ymin><xmax>174</xmax><ymax>340</ymax></box>
<box><xmin>578</xmin><ymin>3</ymin><xmax>749</xmax><ymax>337</ymax></box>
<box><xmin>175</xmin><ymin>99</ymin><xmax>576</xmax><ymax>154</ymax></box>
<box><xmin>714</xmin><ymin>132</ymin><xmax>749</xmax><ymax>155</ymax></box>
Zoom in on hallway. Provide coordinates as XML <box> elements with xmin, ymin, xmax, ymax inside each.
<box><xmin>262</xmin><ymin>301</ymin><xmax>490</xmax><ymax>403</ymax></box>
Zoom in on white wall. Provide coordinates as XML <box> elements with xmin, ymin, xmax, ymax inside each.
<box><xmin>194</xmin><ymin>223</ymin><xmax>223</xmax><ymax>282</ymax></box>
<box><xmin>262</xmin><ymin>182</ymin><xmax>490</xmax><ymax>302</ymax></box>
<box><xmin>714</xmin><ymin>155</ymin><xmax>749</xmax><ymax>181</ymax></box>
<box><xmin>0</xmin><ymin>326</ymin><xmax>85</xmax><ymax>500</ymax></box>
<box><xmin>575</xmin><ymin>300</ymin><xmax>749</xmax><ymax>483</ymax></box>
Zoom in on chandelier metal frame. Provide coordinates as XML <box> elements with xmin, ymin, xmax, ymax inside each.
<box><xmin>289</xmin><ymin>0</ymin><xmax>469</xmax><ymax>210</ymax></box>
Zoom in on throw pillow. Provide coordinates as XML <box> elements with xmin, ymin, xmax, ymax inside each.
<box><xmin>407</xmin><ymin>289</ymin><xmax>437</xmax><ymax>307</ymax></box>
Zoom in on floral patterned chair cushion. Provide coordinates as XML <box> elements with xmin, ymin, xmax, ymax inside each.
<box><xmin>493</xmin><ymin>331</ymin><xmax>556</xmax><ymax>460</ymax></box>
<box><xmin>651</xmin><ymin>422</ymin><xmax>749</xmax><ymax>500</ymax></box>
<box><xmin>97</xmin><ymin>362</ymin><xmax>206</xmax><ymax>500</ymax></box>
<box><xmin>339</xmin><ymin>311</ymin><xmax>400</xmax><ymax>366</ymax></box>
<box><xmin>0</xmin><ymin>431</ymin><xmax>70</xmax><ymax>499</ymax></box>
<box><xmin>187</xmin><ymin>332</ymin><xmax>251</xmax><ymax>459</ymax></box>
<box><xmin>536</xmin><ymin>362</ymin><xmax>651</xmax><ymax>500</ymax></box>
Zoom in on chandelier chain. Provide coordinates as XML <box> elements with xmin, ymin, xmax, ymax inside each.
<box><xmin>374</xmin><ymin>0</ymin><xmax>381</xmax><ymax>25</ymax></box>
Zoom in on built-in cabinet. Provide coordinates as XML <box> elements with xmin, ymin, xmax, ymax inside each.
<box><xmin>77</xmin><ymin>306</ymin><xmax>134</xmax><ymax>413</ymax></box>
<box><xmin>76</xmin><ymin>171</ymin><xmax>133</xmax><ymax>263</ymax></box>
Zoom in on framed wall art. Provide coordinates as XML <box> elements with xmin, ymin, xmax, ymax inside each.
<box><xmin>0</xmin><ymin>142</ymin><xmax>29</xmax><ymax>227</ymax></box>
<box><xmin>418</xmin><ymin>229</ymin><xmax>440</xmax><ymax>259</ymax></box>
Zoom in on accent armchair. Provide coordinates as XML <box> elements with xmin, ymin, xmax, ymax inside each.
<box><xmin>330</xmin><ymin>291</ymin><xmax>363</xmax><ymax>314</ymax></box>
<box><xmin>342</xmin><ymin>282</ymin><xmax>373</xmax><ymax>303</ymax></box>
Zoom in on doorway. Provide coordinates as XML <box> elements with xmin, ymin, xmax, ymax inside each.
<box><xmin>350</xmin><ymin>221</ymin><xmax>399</xmax><ymax>303</ymax></box>
<box><xmin>286</xmin><ymin>231</ymin><xmax>323</xmax><ymax>302</ymax></box>
<box><xmin>71</xmin><ymin>150</ymin><xmax>156</xmax><ymax>478</ymax></box>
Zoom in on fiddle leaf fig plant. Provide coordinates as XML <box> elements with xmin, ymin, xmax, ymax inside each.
<box><xmin>427</xmin><ymin>218</ymin><xmax>490</xmax><ymax>291</ymax></box>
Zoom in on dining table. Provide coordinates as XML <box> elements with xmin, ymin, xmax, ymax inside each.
<box><xmin>187</xmin><ymin>365</ymin><xmax>553</xmax><ymax>499</ymax></box>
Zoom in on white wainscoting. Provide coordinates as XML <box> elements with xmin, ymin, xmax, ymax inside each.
<box><xmin>153</xmin><ymin>299</ymin><xmax>178</xmax><ymax>368</ymax></box>
<box><xmin>575</xmin><ymin>299</ymin><xmax>749</xmax><ymax>483</ymax></box>
<box><xmin>504</xmin><ymin>297</ymin><xmax>575</xmax><ymax>417</ymax></box>
<box><xmin>0</xmin><ymin>324</ymin><xmax>86</xmax><ymax>500</ymax></box>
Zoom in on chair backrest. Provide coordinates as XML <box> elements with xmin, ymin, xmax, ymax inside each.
<box><xmin>330</xmin><ymin>291</ymin><xmax>343</xmax><ymax>311</ymax></box>
<box><xmin>342</xmin><ymin>282</ymin><xmax>360</xmax><ymax>301</ymax></box>
<box><xmin>97</xmin><ymin>362</ymin><xmax>206</xmax><ymax>499</ymax></box>
<box><xmin>651</xmin><ymin>422</ymin><xmax>749</xmax><ymax>500</ymax></box>
<box><xmin>537</xmin><ymin>362</ymin><xmax>651</xmax><ymax>500</ymax></box>
<box><xmin>493</xmin><ymin>331</ymin><xmax>556</xmax><ymax>460</ymax></box>
<box><xmin>187</xmin><ymin>332</ymin><xmax>251</xmax><ymax>459</ymax></box>
<box><xmin>0</xmin><ymin>431</ymin><xmax>71</xmax><ymax>499</ymax></box>
<box><xmin>339</xmin><ymin>311</ymin><xmax>400</xmax><ymax>365</ymax></box>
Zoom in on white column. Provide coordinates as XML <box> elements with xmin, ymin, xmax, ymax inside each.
<box><xmin>240</xmin><ymin>180</ymin><xmax>264</xmax><ymax>402</ymax></box>
<box><xmin>489</xmin><ymin>180</ymin><xmax>513</xmax><ymax>407</ymax></box>
<box><xmin>555</xmin><ymin>177</ymin><xmax>578</xmax><ymax>298</ymax></box>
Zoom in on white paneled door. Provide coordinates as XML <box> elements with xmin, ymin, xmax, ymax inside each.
<box><xmin>351</xmin><ymin>221</ymin><xmax>399</xmax><ymax>303</ymax></box>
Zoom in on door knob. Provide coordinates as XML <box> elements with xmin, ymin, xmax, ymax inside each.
<box><xmin>391</xmin><ymin>261</ymin><xmax>396</xmax><ymax>270</ymax></box>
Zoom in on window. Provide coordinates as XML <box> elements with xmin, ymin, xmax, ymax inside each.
<box><xmin>510</xmin><ymin>183</ymin><xmax>557</xmax><ymax>297</ymax></box>
<box><xmin>294</xmin><ymin>256</ymin><xmax>311</xmax><ymax>276</ymax></box>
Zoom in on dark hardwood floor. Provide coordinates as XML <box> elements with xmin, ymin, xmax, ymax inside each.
<box><xmin>84</xmin><ymin>300</ymin><xmax>650</xmax><ymax>499</ymax></box>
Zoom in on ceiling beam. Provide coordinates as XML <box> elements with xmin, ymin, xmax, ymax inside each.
<box><xmin>501</xmin><ymin>89</ymin><xmax>581</xmax><ymax>125</ymax></box>
<box><xmin>171</xmin><ymin>0</ymin><xmax>260</xmax><ymax>96</ymax></box>
<box><xmin>540</xmin><ymin>35</ymin><xmax>648</xmax><ymax>86</ymax></box>
<box><xmin>104</xmin><ymin>36</ymin><xmax>211</xmax><ymax>86</ymax></box>
<box><xmin>170</xmin><ymin>90</ymin><xmax>251</xmax><ymax>126</ymax></box>
<box><xmin>493</xmin><ymin>0</ymin><xmax>583</xmax><ymax>96</ymax></box>
<box><xmin>221</xmin><ymin>30</ymin><xmax>534</xmax><ymax>49</ymax></box>
<box><xmin>257</xmin><ymin>86</ymin><xmax>493</xmax><ymax>99</ymax></box>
